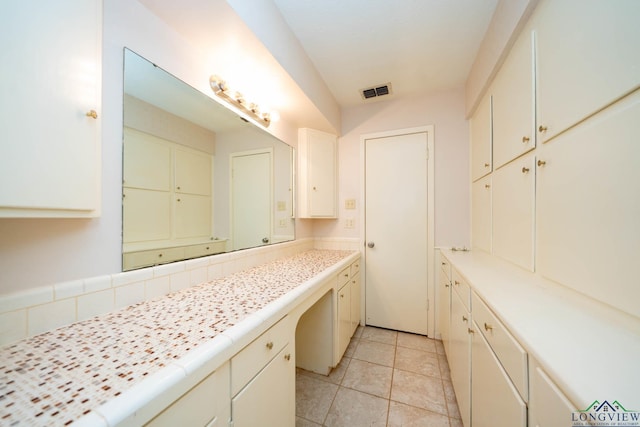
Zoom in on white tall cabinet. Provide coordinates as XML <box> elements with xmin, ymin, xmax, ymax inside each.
<box><xmin>0</xmin><ymin>0</ymin><xmax>102</xmax><ymax>217</ymax></box>
<box><xmin>297</xmin><ymin>128</ymin><xmax>338</xmax><ymax>218</ymax></box>
<box><xmin>455</xmin><ymin>1</ymin><xmax>640</xmax><ymax>426</ymax></box>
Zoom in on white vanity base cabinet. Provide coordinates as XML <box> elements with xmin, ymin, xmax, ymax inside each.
<box><xmin>472</xmin><ymin>328</ymin><xmax>526</xmax><ymax>427</ymax></box>
<box><xmin>146</xmin><ymin>362</ymin><xmax>230</xmax><ymax>427</ymax></box>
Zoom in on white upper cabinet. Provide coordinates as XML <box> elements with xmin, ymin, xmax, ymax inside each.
<box><xmin>492</xmin><ymin>154</ymin><xmax>535</xmax><ymax>272</ymax></box>
<box><xmin>470</xmin><ymin>94</ymin><xmax>492</xmax><ymax>182</ymax></box>
<box><xmin>491</xmin><ymin>29</ymin><xmax>535</xmax><ymax>169</ymax></box>
<box><xmin>297</xmin><ymin>128</ymin><xmax>337</xmax><ymax>218</ymax></box>
<box><xmin>536</xmin><ymin>89</ymin><xmax>640</xmax><ymax>318</ymax></box>
<box><xmin>0</xmin><ymin>0</ymin><xmax>102</xmax><ymax>217</ymax></box>
<box><xmin>535</xmin><ymin>0</ymin><xmax>640</xmax><ymax>143</ymax></box>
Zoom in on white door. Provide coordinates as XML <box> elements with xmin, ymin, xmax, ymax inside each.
<box><xmin>364</xmin><ymin>130</ymin><xmax>429</xmax><ymax>335</ymax></box>
<box><xmin>231</xmin><ymin>150</ymin><xmax>272</xmax><ymax>250</ymax></box>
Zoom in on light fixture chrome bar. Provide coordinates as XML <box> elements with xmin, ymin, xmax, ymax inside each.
<box><xmin>209</xmin><ymin>75</ymin><xmax>271</xmax><ymax>127</ymax></box>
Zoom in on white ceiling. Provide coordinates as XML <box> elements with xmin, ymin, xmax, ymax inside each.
<box><xmin>272</xmin><ymin>0</ymin><xmax>498</xmax><ymax>107</ymax></box>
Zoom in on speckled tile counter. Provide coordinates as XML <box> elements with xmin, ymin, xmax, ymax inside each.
<box><xmin>0</xmin><ymin>249</ymin><xmax>356</xmax><ymax>426</ymax></box>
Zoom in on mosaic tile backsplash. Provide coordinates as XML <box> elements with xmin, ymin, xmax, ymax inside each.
<box><xmin>0</xmin><ymin>249</ymin><xmax>353</xmax><ymax>426</ymax></box>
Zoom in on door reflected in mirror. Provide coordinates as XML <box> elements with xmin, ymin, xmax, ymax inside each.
<box><xmin>122</xmin><ymin>48</ymin><xmax>294</xmax><ymax>271</ymax></box>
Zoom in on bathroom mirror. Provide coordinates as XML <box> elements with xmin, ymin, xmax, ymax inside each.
<box><xmin>122</xmin><ymin>49</ymin><xmax>294</xmax><ymax>271</ymax></box>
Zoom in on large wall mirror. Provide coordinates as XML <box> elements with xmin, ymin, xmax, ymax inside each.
<box><xmin>122</xmin><ymin>49</ymin><xmax>294</xmax><ymax>271</ymax></box>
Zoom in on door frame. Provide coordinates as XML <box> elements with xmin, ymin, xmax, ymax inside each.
<box><xmin>359</xmin><ymin>125</ymin><xmax>435</xmax><ymax>337</ymax></box>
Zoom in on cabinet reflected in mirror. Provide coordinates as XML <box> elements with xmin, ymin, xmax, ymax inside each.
<box><xmin>122</xmin><ymin>49</ymin><xmax>294</xmax><ymax>271</ymax></box>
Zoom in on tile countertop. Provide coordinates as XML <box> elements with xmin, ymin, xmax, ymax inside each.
<box><xmin>0</xmin><ymin>249</ymin><xmax>357</xmax><ymax>426</ymax></box>
<box><xmin>443</xmin><ymin>249</ymin><xmax>640</xmax><ymax>411</ymax></box>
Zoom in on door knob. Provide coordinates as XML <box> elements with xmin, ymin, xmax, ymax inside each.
<box><xmin>262</xmin><ymin>237</ymin><xmax>269</xmax><ymax>243</ymax></box>
<box><xmin>367</xmin><ymin>242</ymin><xmax>375</xmax><ymax>248</ymax></box>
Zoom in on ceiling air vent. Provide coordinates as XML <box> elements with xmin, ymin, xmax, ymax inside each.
<box><xmin>360</xmin><ymin>83</ymin><xmax>392</xmax><ymax>100</ymax></box>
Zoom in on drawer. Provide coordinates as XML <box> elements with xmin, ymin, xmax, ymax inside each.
<box><xmin>451</xmin><ymin>269</ymin><xmax>471</xmax><ymax>311</ymax></box>
<box><xmin>184</xmin><ymin>241</ymin><xmax>226</xmax><ymax>259</ymax></box>
<box><xmin>123</xmin><ymin>247</ymin><xmax>185</xmax><ymax>270</ymax></box>
<box><xmin>440</xmin><ymin>256</ymin><xmax>451</xmax><ymax>280</ymax></box>
<box><xmin>231</xmin><ymin>315</ymin><xmax>290</xmax><ymax>396</ymax></box>
<box><xmin>350</xmin><ymin>259</ymin><xmax>361</xmax><ymax>276</ymax></box>
<box><xmin>337</xmin><ymin>266</ymin><xmax>350</xmax><ymax>288</ymax></box>
<box><xmin>147</xmin><ymin>362</ymin><xmax>230</xmax><ymax>426</ymax></box>
<box><xmin>472</xmin><ymin>291</ymin><xmax>528</xmax><ymax>402</ymax></box>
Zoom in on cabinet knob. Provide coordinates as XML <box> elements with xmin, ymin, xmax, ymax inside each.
<box><xmin>158</xmin><ymin>253</ymin><xmax>163</xmax><ymax>258</ymax></box>
<box><xmin>484</xmin><ymin>163</ymin><xmax>490</xmax><ymax>168</ymax></box>
<box><xmin>266</xmin><ymin>341</ymin><xmax>274</xmax><ymax>350</ymax></box>
<box><xmin>454</xmin><ymin>280</ymin><xmax>460</xmax><ymax>286</ymax></box>
<box><xmin>468</xmin><ymin>328</ymin><xmax>475</xmax><ymax>334</ymax></box>
<box><xmin>367</xmin><ymin>242</ymin><xmax>375</xmax><ymax>248</ymax></box>
<box><xmin>522</xmin><ymin>167</ymin><xmax>530</xmax><ymax>174</ymax></box>
<box><xmin>537</xmin><ymin>160</ymin><xmax>547</xmax><ymax>167</ymax></box>
<box><xmin>484</xmin><ymin>184</ymin><xmax>491</xmax><ymax>189</ymax></box>
<box><xmin>484</xmin><ymin>322</ymin><xmax>493</xmax><ymax>331</ymax></box>
<box><xmin>176</xmin><ymin>186</ymin><xmax>181</xmax><ymax>190</ymax></box>
<box><xmin>445</xmin><ymin>284</ymin><xmax>450</xmax><ymax>288</ymax></box>
<box><xmin>462</xmin><ymin>315</ymin><xmax>468</xmax><ymax>322</ymax></box>
<box><xmin>86</xmin><ymin>109</ymin><xmax>98</xmax><ymax>119</ymax></box>
<box><xmin>313</xmin><ymin>186</ymin><xmax>317</xmax><ymax>190</ymax></box>
<box><xmin>522</xmin><ymin>136</ymin><xmax>530</xmax><ymax>143</ymax></box>
<box><xmin>538</xmin><ymin>125</ymin><xmax>548</xmax><ymax>133</ymax></box>
<box><xmin>177</xmin><ymin>198</ymin><xmax>181</xmax><ymax>202</ymax></box>
<box><xmin>284</xmin><ymin>354</ymin><xmax>291</xmax><ymax>361</ymax></box>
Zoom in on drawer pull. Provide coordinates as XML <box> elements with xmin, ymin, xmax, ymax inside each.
<box><xmin>284</xmin><ymin>354</ymin><xmax>291</xmax><ymax>361</ymax></box>
<box><xmin>266</xmin><ymin>342</ymin><xmax>274</xmax><ymax>350</ymax></box>
<box><xmin>468</xmin><ymin>328</ymin><xmax>475</xmax><ymax>334</ymax></box>
<box><xmin>462</xmin><ymin>315</ymin><xmax>468</xmax><ymax>322</ymax></box>
<box><xmin>484</xmin><ymin>322</ymin><xmax>493</xmax><ymax>331</ymax></box>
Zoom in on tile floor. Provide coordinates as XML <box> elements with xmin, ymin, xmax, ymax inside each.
<box><xmin>296</xmin><ymin>326</ymin><xmax>462</xmax><ymax>427</ymax></box>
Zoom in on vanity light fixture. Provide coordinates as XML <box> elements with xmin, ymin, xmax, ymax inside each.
<box><xmin>209</xmin><ymin>75</ymin><xmax>271</xmax><ymax>127</ymax></box>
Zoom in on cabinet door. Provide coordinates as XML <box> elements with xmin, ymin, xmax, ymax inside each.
<box><xmin>472</xmin><ymin>326</ymin><xmax>527</xmax><ymax>427</ymax></box>
<box><xmin>337</xmin><ymin>282</ymin><xmax>351</xmax><ymax>360</ymax></box>
<box><xmin>535</xmin><ymin>0</ymin><xmax>640</xmax><ymax>142</ymax></box>
<box><xmin>232</xmin><ymin>345</ymin><xmax>294</xmax><ymax>427</ymax></box>
<box><xmin>123</xmin><ymin>188</ymin><xmax>171</xmax><ymax>243</ymax></box>
<box><xmin>0</xmin><ymin>0</ymin><xmax>101</xmax><ymax>217</ymax></box>
<box><xmin>298</xmin><ymin>128</ymin><xmax>337</xmax><ymax>218</ymax></box>
<box><xmin>437</xmin><ymin>266</ymin><xmax>451</xmax><ymax>355</ymax></box>
<box><xmin>123</xmin><ymin>128</ymin><xmax>171</xmax><ymax>191</ymax></box>
<box><xmin>536</xmin><ymin>90</ymin><xmax>640</xmax><ymax>317</ymax></box>
<box><xmin>529</xmin><ymin>365</ymin><xmax>576</xmax><ymax>427</ymax></box>
<box><xmin>492</xmin><ymin>30</ymin><xmax>535</xmax><ymax>168</ymax></box>
<box><xmin>175</xmin><ymin>148</ymin><xmax>212</xmax><ymax>196</ymax></box>
<box><xmin>470</xmin><ymin>94</ymin><xmax>492</xmax><ymax>181</ymax></box>
<box><xmin>350</xmin><ymin>271</ymin><xmax>361</xmax><ymax>336</ymax></box>
<box><xmin>449</xmin><ymin>291</ymin><xmax>471</xmax><ymax>427</ymax></box>
<box><xmin>472</xmin><ymin>175</ymin><xmax>492</xmax><ymax>253</ymax></box>
<box><xmin>492</xmin><ymin>155</ymin><xmax>535</xmax><ymax>271</ymax></box>
<box><xmin>174</xmin><ymin>194</ymin><xmax>212</xmax><ymax>239</ymax></box>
